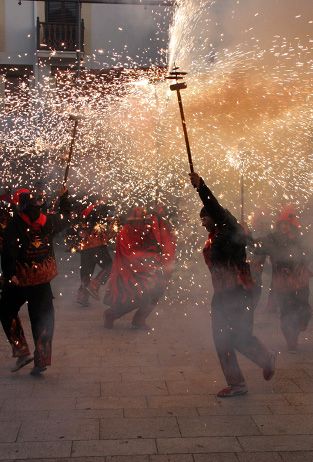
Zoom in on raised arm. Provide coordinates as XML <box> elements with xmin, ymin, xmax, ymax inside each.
<box><xmin>48</xmin><ymin>186</ymin><xmax>72</xmax><ymax>235</ymax></box>
<box><xmin>189</xmin><ymin>172</ymin><xmax>226</xmax><ymax>224</ymax></box>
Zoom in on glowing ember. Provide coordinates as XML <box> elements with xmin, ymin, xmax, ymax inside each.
<box><xmin>1</xmin><ymin>0</ymin><xmax>312</xmax><ymax>305</ymax></box>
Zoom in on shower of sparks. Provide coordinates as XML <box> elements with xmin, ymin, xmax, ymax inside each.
<box><xmin>1</xmin><ymin>0</ymin><xmax>313</xmax><ymax>306</ymax></box>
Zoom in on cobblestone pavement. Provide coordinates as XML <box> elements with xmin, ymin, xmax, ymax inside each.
<box><xmin>0</xmin><ymin>252</ymin><xmax>313</xmax><ymax>462</ymax></box>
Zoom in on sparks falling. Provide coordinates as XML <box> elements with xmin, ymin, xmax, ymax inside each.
<box><xmin>1</xmin><ymin>0</ymin><xmax>312</xmax><ymax>306</ymax></box>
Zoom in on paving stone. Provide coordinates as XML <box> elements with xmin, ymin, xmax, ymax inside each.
<box><xmin>1</xmin><ymin>261</ymin><xmax>313</xmax><ymax>460</ymax></box>
<box><xmin>148</xmin><ymin>395</ymin><xmax>214</xmax><ymax>409</ymax></box>
<box><xmin>253</xmin><ymin>414</ymin><xmax>313</xmax><ymax>435</ymax></box>
<box><xmin>0</xmin><ymin>441</ymin><xmax>72</xmax><ymax>460</ymax></box>
<box><xmin>150</xmin><ymin>456</ymin><xmax>193</xmax><ymax>462</ymax></box>
<box><xmin>216</xmin><ymin>393</ymin><xmax>287</xmax><ymax>404</ymax></box>
<box><xmin>100</xmin><ymin>417</ymin><xmax>180</xmax><ymax>439</ymax></box>
<box><xmin>178</xmin><ymin>416</ymin><xmax>260</xmax><ymax>437</ymax></box>
<box><xmin>194</xmin><ymin>455</ymin><xmax>239</xmax><ymax>462</ymax></box>
<box><xmin>303</xmin><ymin>368</ymin><xmax>313</xmax><ymax>378</ymax></box>
<box><xmin>1</xmin><ymin>398</ymin><xmax>76</xmax><ymax>412</ymax></box>
<box><xmin>238</xmin><ymin>435</ymin><xmax>313</xmax><ymax>451</ymax></box>
<box><xmin>100</xmin><ymin>381</ymin><xmax>168</xmax><ymax>397</ymax></box>
<box><xmin>237</xmin><ymin>453</ymin><xmax>282</xmax><ymax>462</ymax></box>
<box><xmin>78</xmin><ymin>369</ymin><xmax>122</xmax><ymax>382</ymax></box>
<box><xmin>49</xmin><ymin>409</ymin><xmax>123</xmax><ymax>419</ymax></box>
<box><xmin>104</xmin><ymin>354</ymin><xmax>159</xmax><ymax>368</ymax></box>
<box><xmin>182</xmin><ymin>370</ymin><xmax>222</xmax><ymax>381</ymax></box>
<box><xmin>62</xmin><ymin>356</ymin><xmax>103</xmax><ymax>367</ymax></box>
<box><xmin>280</xmin><ymin>452</ymin><xmax>313</xmax><ymax>461</ymax></box>
<box><xmin>291</xmin><ymin>378</ymin><xmax>313</xmax><ymax>393</ymax></box>
<box><xmin>18</xmin><ymin>418</ymin><xmax>99</xmax><ymax>442</ymax></box>
<box><xmin>121</xmin><ymin>368</ymin><xmax>185</xmax><ymax>382</ymax></box>
<box><xmin>98</xmin><ymin>367</ymin><xmax>141</xmax><ymax>377</ymax></box>
<box><xmin>40</xmin><ymin>366</ymin><xmax>81</xmax><ymax>376</ymax></box>
<box><xmin>76</xmin><ymin>397</ymin><xmax>146</xmax><ymax>410</ymax></box>
<box><xmin>0</xmin><ymin>422</ymin><xmax>21</xmax><ymax>443</ymax></box>
<box><xmin>268</xmin><ymin>404</ymin><xmax>313</xmax><ymax>415</ymax></box>
<box><xmin>271</xmin><ymin>381</ymin><xmax>302</xmax><ymax>393</ymax></box>
<box><xmin>124</xmin><ymin>407</ymin><xmax>198</xmax><ymax>418</ymax></box>
<box><xmin>197</xmin><ymin>403</ymin><xmax>271</xmax><ymax>416</ymax></box>
<box><xmin>0</xmin><ymin>384</ymin><xmax>35</xmax><ymax>397</ymax></box>
<box><xmin>0</xmin><ymin>410</ymin><xmax>49</xmax><ymax>421</ymax></box>
<box><xmin>30</xmin><ymin>382</ymin><xmax>101</xmax><ymax>398</ymax></box>
<box><xmin>105</xmin><ymin>457</ymin><xmax>149</xmax><ymax>462</ymax></box>
<box><xmin>284</xmin><ymin>394</ymin><xmax>313</xmax><ymax>406</ymax></box>
<box><xmin>276</xmin><ymin>369</ymin><xmax>310</xmax><ymax>379</ymax></box>
<box><xmin>2</xmin><ymin>459</ymin><xmax>105</xmax><ymax>462</ymax></box>
<box><xmin>156</xmin><ymin>437</ymin><xmax>242</xmax><ymax>454</ymax></box>
<box><xmin>166</xmin><ymin>380</ymin><xmax>219</xmax><ymax>395</ymax></box>
<box><xmin>72</xmin><ymin>439</ymin><xmax>157</xmax><ymax>457</ymax></box>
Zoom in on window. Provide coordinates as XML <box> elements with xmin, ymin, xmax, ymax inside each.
<box><xmin>46</xmin><ymin>1</ymin><xmax>79</xmax><ymax>24</ymax></box>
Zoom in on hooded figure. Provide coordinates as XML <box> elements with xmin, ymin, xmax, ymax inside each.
<box><xmin>75</xmin><ymin>199</ymin><xmax>115</xmax><ymax>307</ymax></box>
<box><xmin>190</xmin><ymin>172</ymin><xmax>276</xmax><ymax>398</ymax></box>
<box><xmin>254</xmin><ymin>205</ymin><xmax>312</xmax><ymax>352</ymax></box>
<box><xmin>103</xmin><ymin>206</ymin><xmax>176</xmax><ymax>330</ymax></box>
<box><xmin>0</xmin><ymin>186</ymin><xmax>71</xmax><ymax>375</ymax></box>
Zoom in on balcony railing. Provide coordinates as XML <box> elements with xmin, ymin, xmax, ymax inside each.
<box><xmin>37</xmin><ymin>18</ymin><xmax>85</xmax><ymax>52</ymax></box>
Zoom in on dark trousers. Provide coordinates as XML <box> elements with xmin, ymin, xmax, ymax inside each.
<box><xmin>80</xmin><ymin>245</ymin><xmax>112</xmax><ymax>286</ymax></box>
<box><xmin>107</xmin><ymin>302</ymin><xmax>156</xmax><ymax>325</ymax></box>
<box><xmin>0</xmin><ymin>283</ymin><xmax>54</xmax><ymax>368</ymax></box>
<box><xmin>278</xmin><ymin>287</ymin><xmax>311</xmax><ymax>349</ymax></box>
<box><xmin>105</xmin><ymin>279</ymin><xmax>165</xmax><ymax>324</ymax></box>
<box><xmin>211</xmin><ymin>287</ymin><xmax>270</xmax><ymax>386</ymax></box>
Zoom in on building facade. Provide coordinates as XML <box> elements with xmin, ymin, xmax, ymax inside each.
<box><xmin>0</xmin><ymin>0</ymin><xmax>171</xmax><ymax>95</ymax></box>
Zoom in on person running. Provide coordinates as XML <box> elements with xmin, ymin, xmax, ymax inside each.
<box><xmin>0</xmin><ymin>186</ymin><xmax>70</xmax><ymax>375</ymax></box>
<box><xmin>189</xmin><ymin>171</ymin><xmax>276</xmax><ymax>397</ymax></box>
<box><xmin>253</xmin><ymin>205</ymin><xmax>312</xmax><ymax>352</ymax></box>
<box><xmin>76</xmin><ymin>198</ymin><xmax>114</xmax><ymax>307</ymax></box>
<box><xmin>103</xmin><ymin>206</ymin><xmax>176</xmax><ymax>330</ymax></box>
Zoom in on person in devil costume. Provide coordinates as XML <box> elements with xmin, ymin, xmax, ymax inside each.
<box><xmin>0</xmin><ymin>199</ymin><xmax>12</xmax><ymax>291</ymax></box>
<box><xmin>0</xmin><ymin>186</ymin><xmax>71</xmax><ymax>375</ymax></box>
<box><xmin>189</xmin><ymin>172</ymin><xmax>276</xmax><ymax>398</ymax></box>
<box><xmin>253</xmin><ymin>206</ymin><xmax>312</xmax><ymax>352</ymax></box>
<box><xmin>76</xmin><ymin>199</ymin><xmax>115</xmax><ymax>307</ymax></box>
<box><xmin>103</xmin><ymin>206</ymin><xmax>176</xmax><ymax>330</ymax></box>
<box><xmin>0</xmin><ymin>200</ymin><xmax>12</xmax><ymax>255</ymax></box>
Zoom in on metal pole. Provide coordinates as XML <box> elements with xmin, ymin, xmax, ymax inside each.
<box><xmin>240</xmin><ymin>171</ymin><xmax>244</xmax><ymax>223</ymax></box>
<box><xmin>175</xmin><ymin>89</ymin><xmax>194</xmax><ymax>173</ymax></box>
<box><xmin>63</xmin><ymin>118</ymin><xmax>79</xmax><ymax>185</ymax></box>
<box><xmin>77</xmin><ymin>0</ymin><xmax>81</xmax><ymax>78</ymax></box>
<box><xmin>154</xmin><ymin>85</ymin><xmax>161</xmax><ymax>205</ymax></box>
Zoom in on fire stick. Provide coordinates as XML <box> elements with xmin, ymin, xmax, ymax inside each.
<box><xmin>167</xmin><ymin>69</ymin><xmax>194</xmax><ymax>173</ymax></box>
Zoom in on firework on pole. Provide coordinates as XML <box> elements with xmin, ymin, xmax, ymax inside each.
<box><xmin>63</xmin><ymin>114</ymin><xmax>80</xmax><ymax>186</ymax></box>
<box><xmin>166</xmin><ymin>66</ymin><xmax>194</xmax><ymax>173</ymax></box>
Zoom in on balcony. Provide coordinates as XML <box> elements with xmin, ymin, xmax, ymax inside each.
<box><xmin>37</xmin><ymin>17</ymin><xmax>85</xmax><ymax>53</ymax></box>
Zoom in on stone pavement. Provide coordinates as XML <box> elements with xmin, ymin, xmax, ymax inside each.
<box><xmin>0</xmin><ymin>252</ymin><xmax>313</xmax><ymax>462</ymax></box>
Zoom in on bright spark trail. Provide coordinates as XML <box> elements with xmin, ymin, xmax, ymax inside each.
<box><xmin>1</xmin><ymin>0</ymin><xmax>313</xmax><ymax>307</ymax></box>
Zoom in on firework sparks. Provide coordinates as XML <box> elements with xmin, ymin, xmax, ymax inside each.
<box><xmin>1</xmin><ymin>0</ymin><xmax>313</xmax><ymax>306</ymax></box>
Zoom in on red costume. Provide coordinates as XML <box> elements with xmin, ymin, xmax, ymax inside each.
<box><xmin>254</xmin><ymin>206</ymin><xmax>312</xmax><ymax>351</ymax></box>
<box><xmin>104</xmin><ymin>207</ymin><xmax>176</xmax><ymax>329</ymax></box>
<box><xmin>0</xmin><ymin>190</ymin><xmax>71</xmax><ymax>374</ymax></box>
<box><xmin>75</xmin><ymin>201</ymin><xmax>114</xmax><ymax>306</ymax></box>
